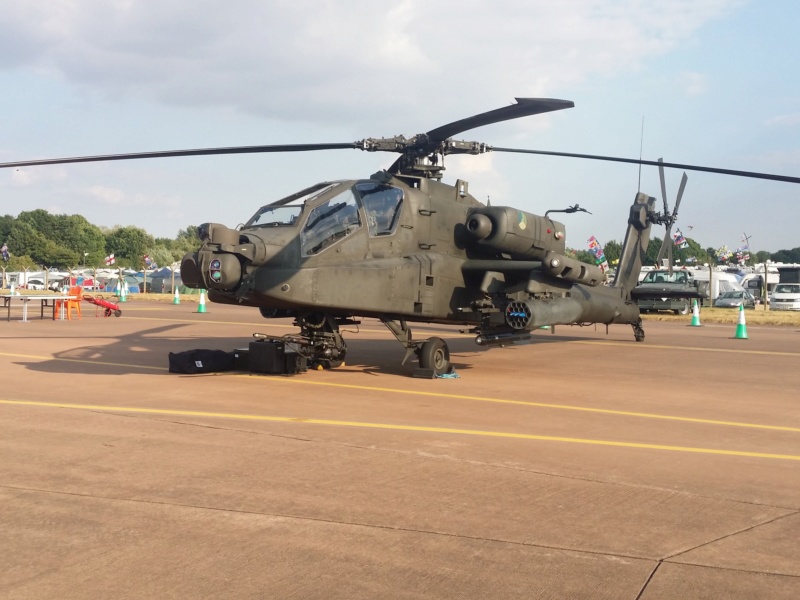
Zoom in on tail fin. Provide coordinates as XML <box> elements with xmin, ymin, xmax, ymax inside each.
<box><xmin>613</xmin><ymin>193</ymin><xmax>656</xmax><ymax>300</ymax></box>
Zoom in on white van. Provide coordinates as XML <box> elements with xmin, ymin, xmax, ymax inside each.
<box><xmin>770</xmin><ymin>283</ymin><xmax>800</xmax><ymax>311</ymax></box>
<box><xmin>690</xmin><ymin>270</ymin><xmax>744</xmax><ymax>303</ymax></box>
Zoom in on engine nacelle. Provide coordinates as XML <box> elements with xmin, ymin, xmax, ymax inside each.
<box><xmin>542</xmin><ymin>251</ymin><xmax>605</xmax><ymax>286</ymax></box>
<box><xmin>464</xmin><ymin>207</ymin><xmax>566</xmax><ymax>260</ymax></box>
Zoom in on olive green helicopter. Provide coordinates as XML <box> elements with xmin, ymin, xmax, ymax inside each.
<box><xmin>3</xmin><ymin>98</ymin><xmax>798</xmax><ymax>376</ymax></box>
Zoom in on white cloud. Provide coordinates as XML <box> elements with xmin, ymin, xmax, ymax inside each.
<box><xmin>681</xmin><ymin>71</ymin><xmax>709</xmax><ymax>96</ymax></box>
<box><xmin>10</xmin><ymin>166</ymin><xmax>67</xmax><ymax>187</ymax></box>
<box><xmin>86</xmin><ymin>185</ymin><xmax>181</xmax><ymax>209</ymax></box>
<box><xmin>87</xmin><ymin>185</ymin><xmax>125</xmax><ymax>205</ymax></box>
<box><xmin>0</xmin><ymin>0</ymin><xmax>741</xmax><ymax>128</ymax></box>
<box><xmin>767</xmin><ymin>113</ymin><xmax>800</xmax><ymax>126</ymax></box>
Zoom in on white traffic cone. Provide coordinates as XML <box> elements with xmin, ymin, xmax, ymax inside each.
<box><xmin>734</xmin><ymin>304</ymin><xmax>748</xmax><ymax>339</ymax></box>
<box><xmin>172</xmin><ymin>286</ymin><xmax>180</xmax><ymax>305</ymax></box>
<box><xmin>690</xmin><ymin>299</ymin><xmax>701</xmax><ymax>326</ymax></box>
<box><xmin>197</xmin><ymin>290</ymin><xmax>207</xmax><ymax>313</ymax></box>
<box><xmin>119</xmin><ymin>282</ymin><xmax>127</xmax><ymax>303</ymax></box>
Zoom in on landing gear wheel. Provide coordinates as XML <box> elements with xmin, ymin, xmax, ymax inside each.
<box><xmin>419</xmin><ymin>337</ymin><xmax>450</xmax><ymax>376</ymax></box>
<box><xmin>114</xmin><ymin>309</ymin><xmax>122</xmax><ymax>317</ymax></box>
<box><xmin>317</xmin><ymin>350</ymin><xmax>347</xmax><ymax>370</ymax></box>
<box><xmin>674</xmin><ymin>300</ymin><xmax>690</xmax><ymax>315</ymax></box>
<box><xmin>632</xmin><ymin>319</ymin><xmax>645</xmax><ymax>342</ymax></box>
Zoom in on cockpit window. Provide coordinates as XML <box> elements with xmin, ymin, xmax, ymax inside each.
<box><xmin>246</xmin><ymin>183</ymin><xmax>335</xmax><ymax>228</ymax></box>
<box><xmin>642</xmin><ymin>271</ymin><xmax>688</xmax><ymax>284</ymax></box>
<box><xmin>301</xmin><ymin>187</ymin><xmax>361</xmax><ymax>255</ymax></box>
<box><xmin>249</xmin><ymin>204</ymin><xmax>303</xmax><ymax>227</ymax></box>
<box><xmin>355</xmin><ymin>182</ymin><xmax>403</xmax><ymax>236</ymax></box>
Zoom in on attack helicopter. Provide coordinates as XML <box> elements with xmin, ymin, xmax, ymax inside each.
<box><xmin>3</xmin><ymin>98</ymin><xmax>799</xmax><ymax>376</ymax></box>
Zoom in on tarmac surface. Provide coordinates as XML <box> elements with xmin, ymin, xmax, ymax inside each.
<box><xmin>1</xmin><ymin>299</ymin><xmax>799</xmax><ymax>599</ymax></box>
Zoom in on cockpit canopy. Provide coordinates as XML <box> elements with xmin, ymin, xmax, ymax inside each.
<box><xmin>244</xmin><ymin>179</ymin><xmax>405</xmax><ymax>256</ymax></box>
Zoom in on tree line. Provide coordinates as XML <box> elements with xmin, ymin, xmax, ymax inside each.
<box><xmin>0</xmin><ymin>210</ymin><xmax>201</xmax><ymax>270</ymax></box>
<box><xmin>2</xmin><ymin>209</ymin><xmax>799</xmax><ymax>271</ymax></box>
<box><xmin>569</xmin><ymin>237</ymin><xmax>800</xmax><ymax>269</ymax></box>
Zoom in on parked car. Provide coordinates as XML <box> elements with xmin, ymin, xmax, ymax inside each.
<box><xmin>770</xmin><ymin>283</ymin><xmax>800</xmax><ymax>311</ymax></box>
<box><xmin>714</xmin><ymin>290</ymin><xmax>756</xmax><ymax>309</ymax></box>
<box><xmin>23</xmin><ymin>279</ymin><xmax>46</xmax><ymax>290</ymax></box>
<box><xmin>635</xmin><ymin>269</ymin><xmax>697</xmax><ymax>315</ymax></box>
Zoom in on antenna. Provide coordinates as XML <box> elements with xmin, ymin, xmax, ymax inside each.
<box><xmin>637</xmin><ymin>116</ymin><xmax>644</xmax><ymax>192</ymax></box>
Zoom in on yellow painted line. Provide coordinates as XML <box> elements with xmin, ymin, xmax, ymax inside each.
<box><xmin>1</xmin><ymin>399</ymin><xmax>798</xmax><ymax>462</ymax></box>
<box><xmin>129</xmin><ymin>315</ymin><xmax>800</xmax><ymax>355</ymax></box>
<box><xmin>267</xmin><ymin>376</ymin><xmax>800</xmax><ymax>433</ymax></box>
<box><xmin>126</xmin><ymin>314</ymin><xmax>800</xmax><ymax>352</ymax></box>
<box><xmin>573</xmin><ymin>340</ymin><xmax>800</xmax><ymax>358</ymax></box>
<box><xmin>0</xmin><ymin>350</ymin><xmax>798</xmax><ymax>433</ymax></box>
<box><xmin>0</xmin><ymin>351</ymin><xmax>166</xmax><ymax>371</ymax></box>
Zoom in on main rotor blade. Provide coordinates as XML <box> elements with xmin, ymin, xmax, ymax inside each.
<box><xmin>0</xmin><ymin>142</ymin><xmax>360</xmax><ymax>169</ymax></box>
<box><xmin>490</xmin><ymin>147</ymin><xmax>800</xmax><ymax>184</ymax></box>
<box><xmin>425</xmin><ymin>98</ymin><xmax>574</xmax><ymax>145</ymax></box>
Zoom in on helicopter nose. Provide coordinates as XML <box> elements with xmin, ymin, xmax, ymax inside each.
<box><xmin>180</xmin><ymin>249</ymin><xmax>243</xmax><ymax>291</ymax></box>
<box><xmin>180</xmin><ymin>252</ymin><xmax>202</xmax><ymax>287</ymax></box>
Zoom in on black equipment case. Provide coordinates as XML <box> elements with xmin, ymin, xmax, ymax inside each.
<box><xmin>248</xmin><ymin>340</ymin><xmax>307</xmax><ymax>375</ymax></box>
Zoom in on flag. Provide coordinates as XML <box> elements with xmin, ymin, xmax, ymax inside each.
<box><xmin>105</xmin><ymin>253</ymin><xmax>115</xmax><ymax>266</ymax></box>
<box><xmin>1</xmin><ymin>243</ymin><xmax>8</xmax><ymax>262</ymax></box>
<box><xmin>587</xmin><ymin>235</ymin><xmax>610</xmax><ymax>273</ymax></box>
<box><xmin>143</xmin><ymin>254</ymin><xmax>152</xmax><ymax>267</ymax></box>
<box><xmin>672</xmin><ymin>230</ymin><xmax>686</xmax><ymax>246</ymax></box>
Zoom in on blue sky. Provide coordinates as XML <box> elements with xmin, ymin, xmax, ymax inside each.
<box><xmin>1</xmin><ymin>0</ymin><xmax>798</xmax><ymax>253</ymax></box>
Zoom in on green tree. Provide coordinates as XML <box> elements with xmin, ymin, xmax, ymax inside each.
<box><xmin>5</xmin><ymin>254</ymin><xmax>37</xmax><ymax>270</ymax></box>
<box><xmin>6</xmin><ymin>221</ymin><xmax>48</xmax><ymax>264</ymax></box>
<box><xmin>146</xmin><ymin>244</ymin><xmax>179</xmax><ymax>268</ymax></box>
<box><xmin>645</xmin><ymin>238</ymin><xmax>663</xmax><ymax>266</ymax></box>
<box><xmin>567</xmin><ymin>248</ymin><xmax>596</xmax><ymax>265</ymax></box>
<box><xmin>603</xmin><ymin>240</ymin><xmax>621</xmax><ymax>266</ymax></box>
<box><xmin>772</xmin><ymin>247</ymin><xmax>800</xmax><ymax>263</ymax></box>
<box><xmin>105</xmin><ymin>226</ymin><xmax>155</xmax><ymax>266</ymax></box>
<box><xmin>755</xmin><ymin>250</ymin><xmax>771</xmax><ymax>263</ymax></box>
<box><xmin>0</xmin><ymin>214</ymin><xmax>14</xmax><ymax>244</ymax></box>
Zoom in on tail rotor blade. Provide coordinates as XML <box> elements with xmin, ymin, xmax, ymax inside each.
<box><xmin>668</xmin><ymin>237</ymin><xmax>674</xmax><ymax>273</ymax></box>
<box><xmin>673</xmin><ymin>172</ymin><xmax>688</xmax><ymax>217</ymax></box>
<box><xmin>656</xmin><ymin>224</ymin><xmax>673</xmax><ymax>266</ymax></box>
<box><xmin>658</xmin><ymin>158</ymin><xmax>669</xmax><ymax>215</ymax></box>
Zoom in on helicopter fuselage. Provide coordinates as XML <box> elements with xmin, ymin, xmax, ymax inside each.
<box><xmin>181</xmin><ymin>171</ymin><xmax>644</xmax><ymax>336</ymax></box>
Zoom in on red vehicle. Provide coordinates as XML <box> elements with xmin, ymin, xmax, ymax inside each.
<box><xmin>67</xmin><ymin>276</ymin><xmax>98</xmax><ymax>290</ymax></box>
<box><xmin>82</xmin><ymin>294</ymin><xmax>122</xmax><ymax>317</ymax></box>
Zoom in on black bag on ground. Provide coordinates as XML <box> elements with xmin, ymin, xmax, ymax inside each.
<box><xmin>168</xmin><ymin>349</ymin><xmax>235</xmax><ymax>374</ymax></box>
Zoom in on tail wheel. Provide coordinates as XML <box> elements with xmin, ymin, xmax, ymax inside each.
<box><xmin>674</xmin><ymin>300</ymin><xmax>690</xmax><ymax>315</ymax></box>
<box><xmin>632</xmin><ymin>319</ymin><xmax>645</xmax><ymax>342</ymax></box>
<box><xmin>418</xmin><ymin>337</ymin><xmax>450</xmax><ymax>376</ymax></box>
